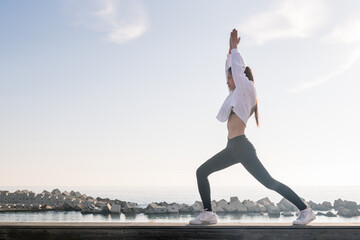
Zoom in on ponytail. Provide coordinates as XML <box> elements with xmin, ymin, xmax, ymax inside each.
<box><xmin>245</xmin><ymin>66</ymin><xmax>259</xmax><ymax>127</ymax></box>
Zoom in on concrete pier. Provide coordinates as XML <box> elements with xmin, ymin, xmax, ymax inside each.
<box><xmin>1</xmin><ymin>222</ymin><xmax>360</xmax><ymax>240</ymax></box>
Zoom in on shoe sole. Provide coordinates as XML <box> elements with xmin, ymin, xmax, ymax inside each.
<box><xmin>292</xmin><ymin>215</ymin><xmax>316</xmax><ymax>225</ymax></box>
<box><xmin>189</xmin><ymin>220</ymin><xmax>217</xmax><ymax>225</ymax></box>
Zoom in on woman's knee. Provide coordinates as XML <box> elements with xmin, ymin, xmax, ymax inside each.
<box><xmin>196</xmin><ymin>166</ymin><xmax>210</xmax><ymax>179</ymax></box>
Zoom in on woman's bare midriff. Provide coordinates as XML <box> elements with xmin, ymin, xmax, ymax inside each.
<box><xmin>227</xmin><ymin>113</ymin><xmax>246</xmax><ymax>139</ymax></box>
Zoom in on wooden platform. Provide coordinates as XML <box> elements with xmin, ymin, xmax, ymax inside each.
<box><xmin>1</xmin><ymin>222</ymin><xmax>360</xmax><ymax>240</ymax></box>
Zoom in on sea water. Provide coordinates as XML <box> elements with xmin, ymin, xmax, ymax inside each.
<box><xmin>1</xmin><ymin>185</ymin><xmax>360</xmax><ymax>223</ymax></box>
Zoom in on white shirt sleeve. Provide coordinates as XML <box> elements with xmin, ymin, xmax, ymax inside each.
<box><xmin>230</xmin><ymin>48</ymin><xmax>254</xmax><ymax>93</ymax></box>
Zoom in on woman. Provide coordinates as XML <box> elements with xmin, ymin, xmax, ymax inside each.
<box><xmin>189</xmin><ymin>29</ymin><xmax>316</xmax><ymax>225</ymax></box>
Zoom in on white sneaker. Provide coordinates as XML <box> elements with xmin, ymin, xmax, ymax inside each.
<box><xmin>189</xmin><ymin>210</ymin><xmax>217</xmax><ymax>225</ymax></box>
<box><xmin>292</xmin><ymin>208</ymin><xmax>316</xmax><ymax>225</ymax></box>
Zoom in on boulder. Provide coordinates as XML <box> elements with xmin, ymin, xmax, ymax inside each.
<box><xmin>257</xmin><ymin>197</ymin><xmax>275</xmax><ymax>207</ymax></box>
<box><xmin>0</xmin><ymin>191</ymin><xmax>9</xmax><ymax>202</ymax></box>
<box><xmin>51</xmin><ymin>189</ymin><xmax>61</xmax><ymax>195</ymax></box>
<box><xmin>267</xmin><ymin>205</ymin><xmax>280</xmax><ymax>217</ymax></box>
<box><xmin>28</xmin><ymin>192</ymin><xmax>36</xmax><ymax>199</ymax></box>
<box><xmin>212</xmin><ymin>205</ymin><xmax>225</xmax><ymax>213</ymax></box>
<box><xmin>81</xmin><ymin>207</ymin><xmax>93</xmax><ymax>214</ymax></box>
<box><xmin>145</xmin><ymin>203</ymin><xmax>167</xmax><ymax>214</ymax></box>
<box><xmin>178</xmin><ymin>203</ymin><xmax>191</xmax><ymax>213</ymax></box>
<box><xmin>322</xmin><ymin>201</ymin><xmax>332</xmax><ymax>210</ymax></box>
<box><xmin>74</xmin><ymin>204</ymin><xmax>84</xmax><ymax>211</ymax></box>
<box><xmin>123</xmin><ymin>202</ymin><xmax>139</xmax><ymax>213</ymax></box>
<box><xmin>277</xmin><ymin>198</ymin><xmax>297</xmax><ymax>212</ymax></box>
<box><xmin>111</xmin><ymin>204</ymin><xmax>121</xmax><ymax>214</ymax></box>
<box><xmin>217</xmin><ymin>199</ymin><xmax>234</xmax><ymax>212</ymax></box>
<box><xmin>63</xmin><ymin>202</ymin><xmax>76</xmax><ymax>211</ymax></box>
<box><xmin>190</xmin><ymin>201</ymin><xmax>204</xmax><ymax>212</ymax></box>
<box><xmin>337</xmin><ymin>206</ymin><xmax>360</xmax><ymax>217</ymax></box>
<box><xmin>309</xmin><ymin>201</ymin><xmax>331</xmax><ymax>211</ymax></box>
<box><xmin>100</xmin><ymin>203</ymin><xmax>112</xmax><ymax>214</ymax></box>
<box><xmin>281</xmin><ymin>211</ymin><xmax>294</xmax><ymax>217</ymax></box>
<box><xmin>92</xmin><ymin>207</ymin><xmax>103</xmax><ymax>214</ymax></box>
<box><xmin>167</xmin><ymin>205</ymin><xmax>179</xmax><ymax>213</ymax></box>
<box><xmin>228</xmin><ymin>198</ymin><xmax>247</xmax><ymax>213</ymax></box>
<box><xmin>242</xmin><ymin>200</ymin><xmax>263</xmax><ymax>213</ymax></box>
<box><xmin>42</xmin><ymin>190</ymin><xmax>51</xmax><ymax>195</ymax></box>
<box><xmin>81</xmin><ymin>204</ymin><xmax>95</xmax><ymax>214</ymax></box>
<box><xmin>325</xmin><ymin>211</ymin><xmax>337</xmax><ymax>217</ymax></box>
<box><xmin>344</xmin><ymin>200</ymin><xmax>358</xmax><ymax>210</ymax></box>
<box><xmin>334</xmin><ymin>199</ymin><xmax>346</xmax><ymax>210</ymax></box>
<box><xmin>75</xmin><ymin>192</ymin><xmax>82</xmax><ymax>198</ymax></box>
<box><xmin>40</xmin><ymin>204</ymin><xmax>52</xmax><ymax>210</ymax></box>
<box><xmin>62</xmin><ymin>191</ymin><xmax>70</xmax><ymax>197</ymax></box>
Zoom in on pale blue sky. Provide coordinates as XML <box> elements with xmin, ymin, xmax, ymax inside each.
<box><xmin>1</xmin><ymin>0</ymin><xmax>360</xmax><ymax>187</ymax></box>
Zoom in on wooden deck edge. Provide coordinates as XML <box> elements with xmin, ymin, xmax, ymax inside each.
<box><xmin>1</xmin><ymin>222</ymin><xmax>360</xmax><ymax>228</ymax></box>
<box><xmin>1</xmin><ymin>222</ymin><xmax>360</xmax><ymax>240</ymax></box>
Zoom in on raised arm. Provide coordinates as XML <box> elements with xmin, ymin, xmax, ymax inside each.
<box><xmin>229</xmin><ymin>29</ymin><xmax>253</xmax><ymax>92</ymax></box>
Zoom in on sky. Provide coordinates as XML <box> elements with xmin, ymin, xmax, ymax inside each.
<box><xmin>1</xmin><ymin>0</ymin><xmax>360</xmax><ymax>187</ymax></box>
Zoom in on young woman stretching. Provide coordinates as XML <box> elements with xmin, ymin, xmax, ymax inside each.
<box><xmin>189</xmin><ymin>29</ymin><xmax>316</xmax><ymax>225</ymax></box>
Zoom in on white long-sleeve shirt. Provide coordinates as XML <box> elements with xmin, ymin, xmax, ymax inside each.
<box><xmin>216</xmin><ymin>48</ymin><xmax>257</xmax><ymax>125</ymax></box>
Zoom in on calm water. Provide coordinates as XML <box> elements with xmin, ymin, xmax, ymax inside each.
<box><xmin>1</xmin><ymin>185</ymin><xmax>360</xmax><ymax>223</ymax></box>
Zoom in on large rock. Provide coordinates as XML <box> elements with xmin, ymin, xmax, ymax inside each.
<box><xmin>322</xmin><ymin>201</ymin><xmax>332</xmax><ymax>210</ymax></box>
<box><xmin>51</xmin><ymin>189</ymin><xmax>61</xmax><ymax>195</ymax></box>
<box><xmin>217</xmin><ymin>199</ymin><xmax>235</xmax><ymax>212</ymax></box>
<box><xmin>242</xmin><ymin>200</ymin><xmax>265</xmax><ymax>213</ymax></box>
<box><xmin>211</xmin><ymin>200</ymin><xmax>224</xmax><ymax>213</ymax></box>
<box><xmin>123</xmin><ymin>202</ymin><xmax>139</xmax><ymax>213</ymax></box>
<box><xmin>309</xmin><ymin>201</ymin><xmax>331</xmax><ymax>211</ymax></box>
<box><xmin>63</xmin><ymin>202</ymin><xmax>76</xmax><ymax>211</ymax></box>
<box><xmin>145</xmin><ymin>203</ymin><xmax>167</xmax><ymax>214</ymax></box>
<box><xmin>111</xmin><ymin>204</ymin><xmax>121</xmax><ymax>214</ymax></box>
<box><xmin>0</xmin><ymin>191</ymin><xmax>9</xmax><ymax>202</ymax></box>
<box><xmin>178</xmin><ymin>203</ymin><xmax>191</xmax><ymax>213</ymax></box>
<box><xmin>257</xmin><ymin>197</ymin><xmax>275</xmax><ymax>208</ymax></box>
<box><xmin>92</xmin><ymin>207</ymin><xmax>103</xmax><ymax>214</ymax></box>
<box><xmin>277</xmin><ymin>198</ymin><xmax>298</xmax><ymax>212</ymax></box>
<box><xmin>334</xmin><ymin>199</ymin><xmax>346</xmax><ymax>210</ymax></box>
<box><xmin>344</xmin><ymin>200</ymin><xmax>358</xmax><ymax>210</ymax></box>
<box><xmin>167</xmin><ymin>205</ymin><xmax>179</xmax><ymax>213</ymax></box>
<box><xmin>325</xmin><ymin>211</ymin><xmax>337</xmax><ymax>217</ymax></box>
<box><xmin>281</xmin><ymin>211</ymin><xmax>294</xmax><ymax>217</ymax></box>
<box><xmin>42</xmin><ymin>190</ymin><xmax>51</xmax><ymax>195</ymax></box>
<box><xmin>229</xmin><ymin>197</ymin><xmax>247</xmax><ymax>213</ymax></box>
<box><xmin>74</xmin><ymin>203</ymin><xmax>84</xmax><ymax>211</ymax></box>
<box><xmin>337</xmin><ymin>206</ymin><xmax>360</xmax><ymax>217</ymax></box>
<box><xmin>190</xmin><ymin>201</ymin><xmax>203</xmax><ymax>212</ymax></box>
<box><xmin>267</xmin><ymin>205</ymin><xmax>280</xmax><ymax>217</ymax></box>
<box><xmin>242</xmin><ymin>200</ymin><xmax>256</xmax><ymax>212</ymax></box>
<box><xmin>62</xmin><ymin>191</ymin><xmax>70</xmax><ymax>197</ymax></box>
<box><xmin>81</xmin><ymin>204</ymin><xmax>95</xmax><ymax>214</ymax></box>
<box><xmin>100</xmin><ymin>203</ymin><xmax>112</xmax><ymax>214</ymax></box>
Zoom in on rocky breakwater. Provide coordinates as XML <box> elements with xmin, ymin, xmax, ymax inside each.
<box><xmin>1</xmin><ymin>189</ymin><xmax>360</xmax><ymax>218</ymax></box>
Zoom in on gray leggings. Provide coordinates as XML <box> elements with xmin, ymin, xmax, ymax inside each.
<box><xmin>196</xmin><ymin>135</ymin><xmax>307</xmax><ymax>211</ymax></box>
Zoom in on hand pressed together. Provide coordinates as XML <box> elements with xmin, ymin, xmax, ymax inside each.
<box><xmin>229</xmin><ymin>28</ymin><xmax>240</xmax><ymax>54</ymax></box>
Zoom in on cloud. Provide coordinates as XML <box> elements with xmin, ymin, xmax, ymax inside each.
<box><xmin>288</xmin><ymin>18</ymin><xmax>360</xmax><ymax>93</ymax></box>
<box><xmin>70</xmin><ymin>0</ymin><xmax>149</xmax><ymax>44</ymax></box>
<box><xmin>287</xmin><ymin>48</ymin><xmax>360</xmax><ymax>93</ymax></box>
<box><xmin>324</xmin><ymin>17</ymin><xmax>360</xmax><ymax>44</ymax></box>
<box><xmin>240</xmin><ymin>0</ymin><xmax>326</xmax><ymax>45</ymax></box>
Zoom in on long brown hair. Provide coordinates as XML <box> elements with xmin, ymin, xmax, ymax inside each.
<box><xmin>245</xmin><ymin>66</ymin><xmax>259</xmax><ymax>127</ymax></box>
<box><xmin>228</xmin><ymin>66</ymin><xmax>259</xmax><ymax>127</ymax></box>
